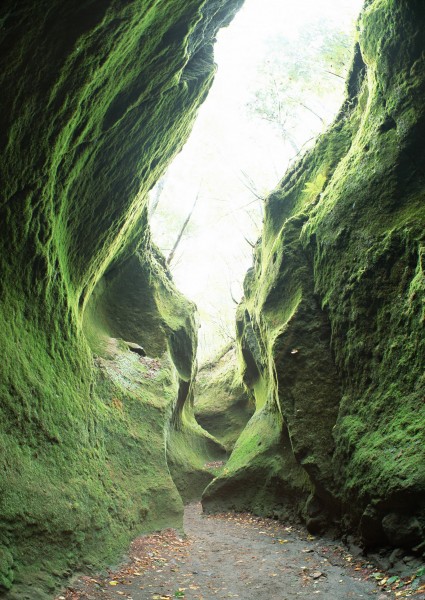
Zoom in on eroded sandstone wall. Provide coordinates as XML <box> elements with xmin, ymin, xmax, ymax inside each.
<box><xmin>195</xmin><ymin>344</ymin><xmax>254</xmax><ymax>453</ymax></box>
<box><xmin>203</xmin><ymin>0</ymin><xmax>425</xmax><ymax>551</ymax></box>
<box><xmin>0</xmin><ymin>1</ymin><xmax>242</xmax><ymax>596</ymax></box>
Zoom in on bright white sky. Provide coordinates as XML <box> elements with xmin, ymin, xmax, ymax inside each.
<box><xmin>151</xmin><ymin>0</ymin><xmax>364</xmax><ymax>362</ymax></box>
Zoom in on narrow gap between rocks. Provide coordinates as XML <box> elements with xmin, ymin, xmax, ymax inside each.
<box><xmin>149</xmin><ymin>0</ymin><xmax>362</xmax><ymax>363</ymax></box>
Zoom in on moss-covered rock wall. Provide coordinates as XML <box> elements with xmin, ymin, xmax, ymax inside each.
<box><xmin>194</xmin><ymin>344</ymin><xmax>254</xmax><ymax>452</ymax></box>
<box><xmin>0</xmin><ymin>0</ymin><xmax>242</xmax><ymax>596</ymax></box>
<box><xmin>204</xmin><ymin>0</ymin><xmax>425</xmax><ymax>551</ymax></box>
<box><xmin>1</xmin><ymin>0</ymin><xmax>424</xmax><ymax>594</ymax></box>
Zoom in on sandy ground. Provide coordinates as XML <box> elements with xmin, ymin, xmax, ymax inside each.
<box><xmin>56</xmin><ymin>503</ymin><xmax>401</xmax><ymax>600</ymax></box>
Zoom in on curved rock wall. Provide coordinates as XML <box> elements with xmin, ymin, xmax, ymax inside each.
<box><xmin>0</xmin><ymin>0</ymin><xmax>242</xmax><ymax>596</ymax></box>
<box><xmin>195</xmin><ymin>344</ymin><xmax>254</xmax><ymax>452</ymax></box>
<box><xmin>204</xmin><ymin>0</ymin><xmax>425</xmax><ymax>551</ymax></box>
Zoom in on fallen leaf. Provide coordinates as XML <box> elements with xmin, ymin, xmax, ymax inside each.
<box><xmin>109</xmin><ymin>580</ymin><xmax>119</xmax><ymax>586</ymax></box>
<box><xmin>311</xmin><ymin>572</ymin><xmax>324</xmax><ymax>579</ymax></box>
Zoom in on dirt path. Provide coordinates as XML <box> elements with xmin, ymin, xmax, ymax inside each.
<box><xmin>58</xmin><ymin>503</ymin><xmax>398</xmax><ymax>600</ymax></box>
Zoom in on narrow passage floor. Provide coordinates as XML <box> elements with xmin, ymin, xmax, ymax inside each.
<box><xmin>58</xmin><ymin>503</ymin><xmax>393</xmax><ymax>600</ymax></box>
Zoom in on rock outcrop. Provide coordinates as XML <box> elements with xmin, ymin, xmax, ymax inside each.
<box><xmin>203</xmin><ymin>0</ymin><xmax>425</xmax><ymax>552</ymax></box>
<box><xmin>0</xmin><ymin>0</ymin><xmax>242</xmax><ymax>596</ymax></box>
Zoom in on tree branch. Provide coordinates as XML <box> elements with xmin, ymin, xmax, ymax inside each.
<box><xmin>167</xmin><ymin>191</ymin><xmax>199</xmax><ymax>265</ymax></box>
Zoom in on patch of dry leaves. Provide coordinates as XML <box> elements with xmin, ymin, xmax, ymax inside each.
<box><xmin>56</xmin><ymin>529</ymin><xmax>191</xmax><ymax>600</ymax></box>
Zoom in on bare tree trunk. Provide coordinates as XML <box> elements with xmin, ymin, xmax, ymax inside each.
<box><xmin>167</xmin><ymin>192</ymin><xmax>199</xmax><ymax>265</ymax></box>
<box><xmin>280</xmin><ymin>127</ymin><xmax>300</xmax><ymax>154</ymax></box>
<box><xmin>149</xmin><ymin>176</ymin><xmax>166</xmax><ymax>218</ymax></box>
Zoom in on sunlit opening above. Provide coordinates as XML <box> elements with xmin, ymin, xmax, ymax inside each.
<box><xmin>150</xmin><ymin>0</ymin><xmax>364</xmax><ymax>363</ymax></box>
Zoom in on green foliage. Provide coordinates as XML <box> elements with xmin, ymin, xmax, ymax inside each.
<box><xmin>302</xmin><ymin>172</ymin><xmax>328</xmax><ymax>202</ymax></box>
<box><xmin>248</xmin><ymin>21</ymin><xmax>356</xmax><ymax>151</ymax></box>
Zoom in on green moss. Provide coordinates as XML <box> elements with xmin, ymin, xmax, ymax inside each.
<box><xmin>194</xmin><ymin>345</ymin><xmax>254</xmax><ymax>451</ymax></box>
<box><xmin>0</xmin><ymin>312</ymin><xmax>183</xmax><ymax>597</ymax></box>
<box><xmin>0</xmin><ymin>548</ymin><xmax>14</xmax><ymax>592</ymax></box>
<box><xmin>202</xmin><ymin>406</ymin><xmax>310</xmax><ymax>519</ymax></box>
<box><xmin>0</xmin><ymin>236</ymin><xmax>209</xmax><ymax>596</ymax></box>
<box><xmin>167</xmin><ymin>399</ymin><xmax>227</xmax><ymax>503</ymax></box>
<box><xmin>0</xmin><ymin>0</ymin><xmax>244</xmax><ymax>595</ymax></box>
<box><xmin>205</xmin><ymin>0</ymin><xmax>425</xmax><ymax>544</ymax></box>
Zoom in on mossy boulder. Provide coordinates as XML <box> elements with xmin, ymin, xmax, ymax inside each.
<box><xmin>204</xmin><ymin>0</ymin><xmax>425</xmax><ymax>548</ymax></box>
